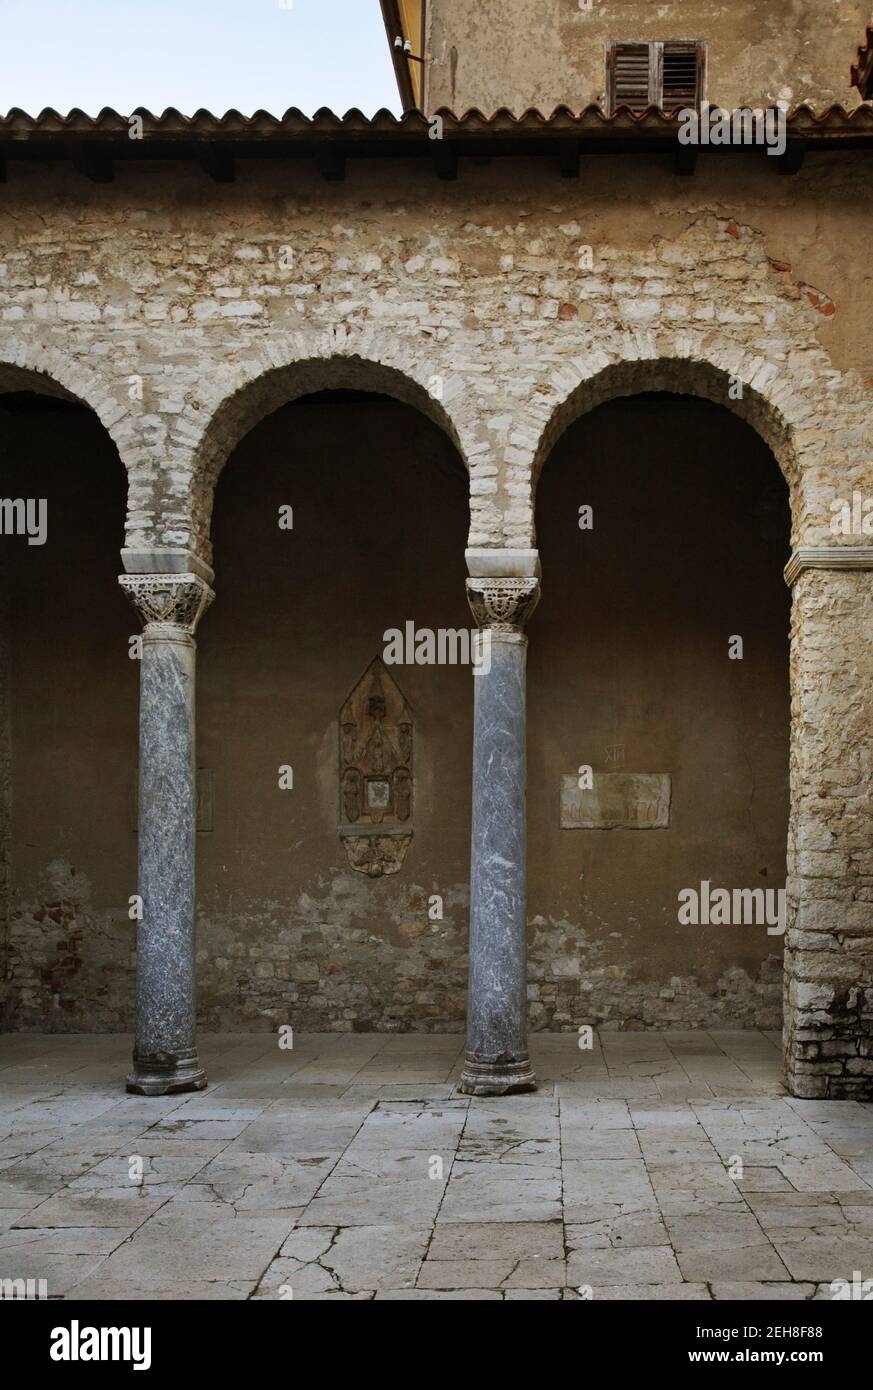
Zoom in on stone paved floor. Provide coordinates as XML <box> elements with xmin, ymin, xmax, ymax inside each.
<box><xmin>1</xmin><ymin>1029</ymin><xmax>872</xmax><ymax>1301</ymax></box>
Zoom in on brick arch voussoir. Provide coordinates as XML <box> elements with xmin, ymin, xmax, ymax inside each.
<box><xmin>181</xmin><ymin>338</ymin><xmax>476</xmax><ymax>564</ymax></box>
<box><xmin>523</xmin><ymin>343</ymin><xmax>832</xmax><ymax>548</ymax></box>
<box><xmin>0</xmin><ymin>343</ymin><xmax>138</xmax><ymax>474</ymax></box>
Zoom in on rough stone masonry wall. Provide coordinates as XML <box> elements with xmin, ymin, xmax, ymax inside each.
<box><xmin>196</xmin><ymin>876</ymin><xmax>471</xmax><ymax>1036</ymax></box>
<box><xmin>785</xmin><ymin>570</ymin><xmax>873</xmax><ymax>1098</ymax></box>
<box><xmin>0</xmin><ymin>160</ymin><xmax>870</xmax><ymax>553</ymax></box>
<box><xmin>0</xmin><ymin>154</ymin><xmax>871</xmax><ymax>1091</ymax></box>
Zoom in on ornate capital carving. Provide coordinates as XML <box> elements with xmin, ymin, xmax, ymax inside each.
<box><xmin>466</xmin><ymin>577</ymin><xmax>540</xmax><ymax>633</ymax></box>
<box><xmin>119</xmin><ymin>574</ymin><xmax>214</xmax><ymax>633</ymax></box>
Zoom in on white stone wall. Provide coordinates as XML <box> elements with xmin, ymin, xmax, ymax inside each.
<box><xmin>0</xmin><ymin>175</ymin><xmax>869</xmax><ymax>558</ymax></box>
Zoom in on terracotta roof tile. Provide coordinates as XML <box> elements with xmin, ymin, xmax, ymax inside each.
<box><xmin>0</xmin><ymin>102</ymin><xmax>871</xmax><ymax>133</ymax></box>
<box><xmin>0</xmin><ymin>103</ymin><xmax>871</xmax><ymax>162</ymax></box>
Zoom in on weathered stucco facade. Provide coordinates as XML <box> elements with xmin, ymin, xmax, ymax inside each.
<box><xmin>422</xmin><ymin>0</ymin><xmax>873</xmax><ymax>115</ymax></box>
<box><xmin>2</xmin><ymin>1</ymin><xmax>873</xmax><ymax>1099</ymax></box>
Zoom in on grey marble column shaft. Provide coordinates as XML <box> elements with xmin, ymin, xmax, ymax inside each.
<box><xmin>120</xmin><ymin>574</ymin><xmax>213</xmax><ymax>1095</ymax></box>
<box><xmin>460</xmin><ymin>577</ymin><xmax>540</xmax><ymax>1096</ymax></box>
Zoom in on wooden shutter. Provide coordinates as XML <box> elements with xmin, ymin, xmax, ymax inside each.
<box><xmin>661</xmin><ymin>42</ymin><xmax>702</xmax><ymax>110</ymax></box>
<box><xmin>608</xmin><ymin>43</ymin><xmax>653</xmax><ymax>114</ymax></box>
<box><xmin>607</xmin><ymin>40</ymin><xmax>706</xmax><ymax>114</ymax></box>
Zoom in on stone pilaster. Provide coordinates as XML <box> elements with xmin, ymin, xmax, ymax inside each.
<box><xmin>119</xmin><ymin>573</ymin><xmax>213</xmax><ymax>1095</ymax></box>
<box><xmin>459</xmin><ymin>575</ymin><xmax>540</xmax><ymax>1096</ymax></box>
<box><xmin>783</xmin><ymin>551</ymin><xmax>873</xmax><ymax>1099</ymax></box>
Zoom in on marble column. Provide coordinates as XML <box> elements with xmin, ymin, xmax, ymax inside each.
<box><xmin>460</xmin><ymin>575</ymin><xmax>540</xmax><ymax>1096</ymax></box>
<box><xmin>119</xmin><ymin>573</ymin><xmax>214</xmax><ymax>1095</ymax></box>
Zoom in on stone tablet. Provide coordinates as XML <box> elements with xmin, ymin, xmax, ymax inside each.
<box><xmin>560</xmin><ymin>773</ymin><xmax>672</xmax><ymax>829</ymax></box>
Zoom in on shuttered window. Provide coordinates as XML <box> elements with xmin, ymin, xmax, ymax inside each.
<box><xmin>607</xmin><ymin>41</ymin><xmax>706</xmax><ymax>115</ymax></box>
<box><xmin>662</xmin><ymin>45</ymin><xmax>700</xmax><ymax>107</ymax></box>
<box><xmin>612</xmin><ymin>43</ymin><xmax>651</xmax><ymax>114</ymax></box>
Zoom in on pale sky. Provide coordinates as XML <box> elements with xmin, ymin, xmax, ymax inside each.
<box><xmin>0</xmin><ymin>0</ymin><xmax>401</xmax><ymax>118</ymax></box>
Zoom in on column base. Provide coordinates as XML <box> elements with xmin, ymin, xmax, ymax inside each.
<box><xmin>457</xmin><ymin>1054</ymin><xmax>537</xmax><ymax>1097</ymax></box>
<box><xmin>126</xmin><ymin>1051</ymin><xmax>207</xmax><ymax>1096</ymax></box>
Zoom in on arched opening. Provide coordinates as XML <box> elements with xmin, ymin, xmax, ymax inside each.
<box><xmin>190</xmin><ymin>354</ymin><xmax>468</xmax><ymax>566</ymax></box>
<box><xmin>0</xmin><ymin>370</ymin><xmax>133</xmax><ymax>1031</ymax></box>
<box><xmin>530</xmin><ymin>390</ymin><xmax>791</xmax><ymax>1031</ymax></box>
<box><xmin>198</xmin><ymin>380</ymin><xmax>472</xmax><ymax>1033</ymax></box>
<box><xmin>531</xmin><ymin>357</ymin><xmax>797</xmax><ymax>501</ymax></box>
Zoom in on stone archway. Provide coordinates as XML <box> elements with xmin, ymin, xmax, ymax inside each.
<box><xmin>530</xmin><ymin>355</ymin><xmax>799</xmax><ymax>514</ymax></box>
<box><xmin>184</xmin><ymin>349</ymin><xmax>474</xmax><ymax>569</ymax></box>
<box><xmin>526</xmin><ymin>356</ymin><xmax>873</xmax><ymax>1100</ymax></box>
<box><xmin>197</xmin><ymin>383</ymin><xmax>472</xmax><ymax>1036</ymax></box>
<box><xmin>0</xmin><ymin>362</ymin><xmax>132</xmax><ymax>1032</ymax></box>
<box><xmin>120</xmin><ymin>356</ymin><xmax>475</xmax><ymax>1091</ymax></box>
<box><xmin>531</xmin><ymin>390</ymin><xmax>790</xmax><ymax>1035</ymax></box>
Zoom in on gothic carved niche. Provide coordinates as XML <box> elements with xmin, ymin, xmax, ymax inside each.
<box><xmin>339</xmin><ymin>658</ymin><xmax>414</xmax><ymax>877</ymax></box>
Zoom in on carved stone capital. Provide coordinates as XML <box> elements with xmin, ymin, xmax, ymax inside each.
<box><xmin>119</xmin><ymin>573</ymin><xmax>214</xmax><ymax>633</ymax></box>
<box><xmin>466</xmin><ymin>577</ymin><xmax>540</xmax><ymax>633</ymax></box>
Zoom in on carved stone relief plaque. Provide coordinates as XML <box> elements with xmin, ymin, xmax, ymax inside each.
<box><xmin>339</xmin><ymin>658</ymin><xmax>413</xmax><ymax>877</ymax></box>
<box><xmin>560</xmin><ymin>773</ymin><xmax>672</xmax><ymax>830</ymax></box>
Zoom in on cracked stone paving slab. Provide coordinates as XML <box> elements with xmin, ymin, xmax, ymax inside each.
<box><xmin>0</xmin><ymin>1030</ymin><xmax>870</xmax><ymax>1301</ymax></box>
